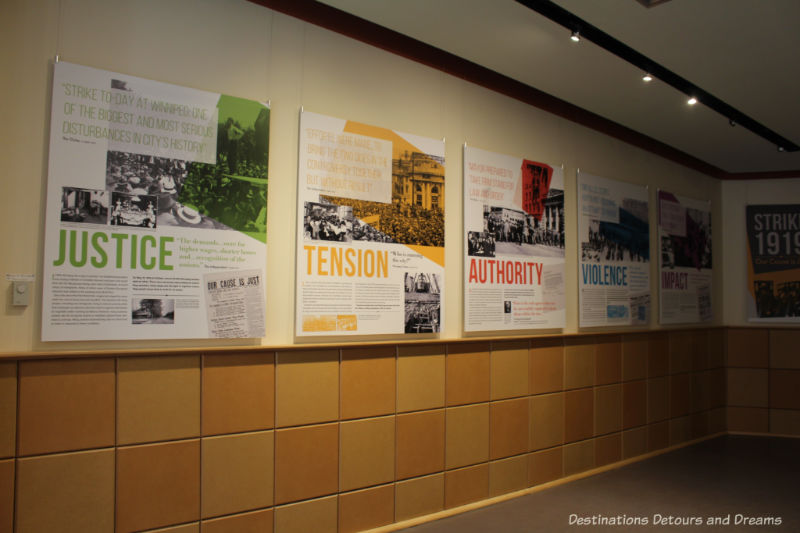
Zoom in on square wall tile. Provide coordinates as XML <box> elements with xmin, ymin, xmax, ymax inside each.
<box><xmin>563</xmin><ymin>440</ymin><xmax>595</xmax><ymax>476</ymax></box>
<box><xmin>0</xmin><ymin>363</ymin><xmax>16</xmax><ymax>458</ymax></box>
<box><xmin>397</xmin><ymin>344</ymin><xmax>445</xmax><ymax>412</ymax></box>
<box><xmin>445</xmin><ymin>403</ymin><xmax>490</xmax><ymax>469</ymax></box>
<box><xmin>202</xmin><ymin>509</ymin><xmax>273</xmax><ymax>533</ymax></box>
<box><xmin>529</xmin><ymin>338</ymin><xmax>563</xmax><ymax>395</ymax></box>
<box><xmin>202</xmin><ymin>352</ymin><xmax>274</xmax><ymax>436</ymax></box>
<box><xmin>529</xmin><ymin>447</ymin><xmax>563</xmax><ymax>486</ymax></box>
<box><xmin>489</xmin><ymin>455</ymin><xmax>528</xmax><ymax>496</ymax></box>
<box><xmin>770</xmin><ymin>409</ymin><xmax>800</xmax><ymax>436</ymax></box>
<box><xmin>726</xmin><ymin>328</ymin><xmax>769</xmax><ymax>368</ymax></box>
<box><xmin>622</xmin><ymin>381</ymin><xmax>646</xmax><ymax>429</ymax></box>
<box><xmin>770</xmin><ymin>370</ymin><xmax>800</xmax><ymax>409</ymax></box>
<box><xmin>18</xmin><ymin>358</ymin><xmax>115</xmax><ymax>456</ymax></box>
<box><xmin>116</xmin><ymin>440</ymin><xmax>200</xmax><ymax>533</ymax></box>
<box><xmin>444</xmin><ymin>464</ymin><xmax>489</xmax><ymax>509</ymax></box>
<box><xmin>691</xmin><ymin>372</ymin><xmax>710</xmax><ymax>413</ymax></box>
<box><xmin>201</xmin><ymin>431</ymin><xmax>274</xmax><ymax>519</ymax></box>
<box><xmin>0</xmin><ymin>460</ymin><xmax>11</xmax><ymax>533</ymax></box>
<box><xmin>16</xmin><ymin>449</ymin><xmax>113</xmax><ymax>533</ymax></box>
<box><xmin>275</xmin><ymin>496</ymin><xmax>337</xmax><ymax>533</ymax></box>
<box><xmin>621</xmin><ymin>427</ymin><xmax>648</xmax><ymax>459</ymax></box>
<box><xmin>564</xmin><ymin>389</ymin><xmax>593</xmax><ymax>443</ymax></box>
<box><xmin>669</xmin><ymin>416</ymin><xmax>691</xmax><ymax>445</ymax></box>
<box><xmin>490</xmin><ymin>398</ymin><xmax>529</xmax><ymax>460</ymax></box>
<box><xmin>339</xmin><ymin>484</ymin><xmax>394</xmax><ymax>533</ymax></box>
<box><xmin>770</xmin><ymin>330</ymin><xmax>800</xmax><ymax>369</ymax></box>
<box><xmin>564</xmin><ymin>338</ymin><xmax>594</xmax><ymax>390</ymax></box>
<box><xmin>690</xmin><ymin>330</ymin><xmax>709</xmax><ymax>371</ymax></box>
<box><xmin>118</xmin><ymin>355</ymin><xmax>200</xmax><ymax>445</ymax></box>
<box><xmin>707</xmin><ymin>329</ymin><xmax>725</xmax><ymax>369</ymax></box>
<box><xmin>530</xmin><ymin>393</ymin><xmax>564</xmax><ymax>451</ymax></box>
<box><xmin>595</xmin><ymin>336</ymin><xmax>621</xmax><ymax>385</ymax></box>
<box><xmin>647</xmin><ymin>333</ymin><xmax>669</xmax><ymax>377</ymax></box>
<box><xmin>647</xmin><ymin>377</ymin><xmax>669</xmax><ymax>423</ymax></box>
<box><xmin>648</xmin><ymin>421</ymin><xmax>670</xmax><ymax>452</ymax></box>
<box><xmin>727</xmin><ymin>368</ymin><xmax>768</xmax><ymax>408</ymax></box>
<box><xmin>395</xmin><ymin>474</ymin><xmax>444</xmax><ymax>522</ymax></box>
<box><xmin>691</xmin><ymin>411</ymin><xmax>709</xmax><ymax>439</ymax></box>
<box><xmin>490</xmin><ymin>340</ymin><xmax>529</xmax><ymax>400</ymax></box>
<box><xmin>340</xmin><ymin>416</ymin><xmax>395</xmax><ymax>491</ymax></box>
<box><xmin>275</xmin><ymin>350</ymin><xmax>338</xmax><ymax>428</ymax></box>
<box><xmin>594</xmin><ymin>384</ymin><xmax>622</xmax><ymax>436</ymax></box>
<box><xmin>707</xmin><ymin>368</ymin><xmax>727</xmax><ymax>409</ymax></box>
<box><xmin>669</xmin><ymin>374</ymin><xmax>691</xmax><ymax>418</ymax></box>
<box><xmin>341</xmin><ymin>346</ymin><xmax>395</xmax><ymax>420</ymax></box>
<box><xmin>727</xmin><ymin>407</ymin><xmax>769</xmax><ymax>433</ymax></box>
<box><xmin>708</xmin><ymin>407</ymin><xmax>727</xmax><ymax>435</ymax></box>
<box><xmin>446</xmin><ymin>342</ymin><xmax>490</xmax><ymax>406</ymax></box>
<box><xmin>595</xmin><ymin>433</ymin><xmax>621</xmax><ymax>467</ymax></box>
<box><xmin>622</xmin><ymin>334</ymin><xmax>648</xmax><ymax>381</ymax></box>
<box><xmin>668</xmin><ymin>331</ymin><xmax>693</xmax><ymax>374</ymax></box>
<box><xmin>396</xmin><ymin>409</ymin><xmax>445</xmax><ymax>480</ymax></box>
<box><xmin>275</xmin><ymin>423</ymin><xmax>338</xmax><ymax>504</ymax></box>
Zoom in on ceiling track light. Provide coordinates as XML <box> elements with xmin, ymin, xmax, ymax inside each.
<box><xmin>570</xmin><ymin>30</ymin><xmax>580</xmax><ymax>42</ymax></box>
<box><xmin>687</xmin><ymin>97</ymin><xmax>698</xmax><ymax>106</ymax></box>
<box><xmin>515</xmin><ymin>0</ymin><xmax>800</xmax><ymax>152</ymax></box>
<box><xmin>642</xmin><ymin>73</ymin><xmax>653</xmax><ymax>82</ymax></box>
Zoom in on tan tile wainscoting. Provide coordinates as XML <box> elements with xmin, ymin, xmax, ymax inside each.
<box><xmin>1</xmin><ymin>327</ymin><xmax>797</xmax><ymax>533</ymax></box>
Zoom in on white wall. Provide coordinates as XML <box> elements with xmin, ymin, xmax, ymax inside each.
<box><xmin>1</xmin><ymin>0</ymin><xmax>724</xmax><ymax>352</ymax></box>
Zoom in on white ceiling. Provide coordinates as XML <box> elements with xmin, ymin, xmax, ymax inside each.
<box><xmin>317</xmin><ymin>0</ymin><xmax>800</xmax><ymax>175</ymax></box>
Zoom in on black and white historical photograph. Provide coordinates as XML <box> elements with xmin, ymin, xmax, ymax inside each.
<box><xmin>304</xmin><ymin>200</ymin><xmax>402</xmax><ymax>243</ymax></box>
<box><xmin>581</xmin><ymin>198</ymin><xmax>649</xmax><ymax>263</ymax></box>
<box><xmin>109</xmin><ymin>191</ymin><xmax>158</xmax><ymax>228</ymax></box>
<box><xmin>404</xmin><ymin>272</ymin><xmax>441</xmax><ymax>333</ymax></box>
<box><xmin>131</xmin><ymin>298</ymin><xmax>175</xmax><ymax>325</ymax></box>
<box><xmin>481</xmin><ymin>198</ymin><xmax>565</xmax><ymax>258</ymax></box>
<box><xmin>467</xmin><ymin>230</ymin><xmax>496</xmax><ymax>257</ymax></box>
<box><xmin>661</xmin><ymin>208</ymin><xmax>712</xmax><ymax>270</ymax></box>
<box><xmin>754</xmin><ymin>281</ymin><xmax>800</xmax><ymax>318</ymax></box>
<box><xmin>60</xmin><ymin>187</ymin><xmax>109</xmax><ymax>225</ymax></box>
<box><xmin>106</xmin><ymin>150</ymin><xmax>239</xmax><ymax>230</ymax></box>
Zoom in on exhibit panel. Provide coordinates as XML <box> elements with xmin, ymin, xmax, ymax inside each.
<box><xmin>295</xmin><ymin>111</ymin><xmax>445</xmax><ymax>337</ymax></box>
<box><xmin>658</xmin><ymin>191</ymin><xmax>713</xmax><ymax>325</ymax></box>
<box><xmin>42</xmin><ymin>62</ymin><xmax>269</xmax><ymax>341</ymax></box>
<box><xmin>745</xmin><ymin>204</ymin><xmax>800</xmax><ymax>323</ymax></box>
<box><xmin>463</xmin><ymin>145</ymin><xmax>565</xmax><ymax>332</ymax></box>
<box><xmin>578</xmin><ymin>173</ymin><xmax>650</xmax><ymax>328</ymax></box>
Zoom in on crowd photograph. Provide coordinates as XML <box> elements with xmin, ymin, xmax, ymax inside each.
<box><xmin>479</xmin><ymin>200</ymin><xmax>565</xmax><ymax>258</ymax></box>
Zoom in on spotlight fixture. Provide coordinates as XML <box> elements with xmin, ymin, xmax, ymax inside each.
<box><xmin>570</xmin><ymin>31</ymin><xmax>580</xmax><ymax>42</ymax></box>
<box><xmin>729</xmin><ymin>119</ymin><xmax>737</xmax><ymax>127</ymax></box>
<box><xmin>778</xmin><ymin>146</ymin><xmax>786</xmax><ymax>152</ymax></box>
<box><xmin>687</xmin><ymin>97</ymin><xmax>698</xmax><ymax>105</ymax></box>
<box><xmin>642</xmin><ymin>73</ymin><xmax>653</xmax><ymax>82</ymax></box>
